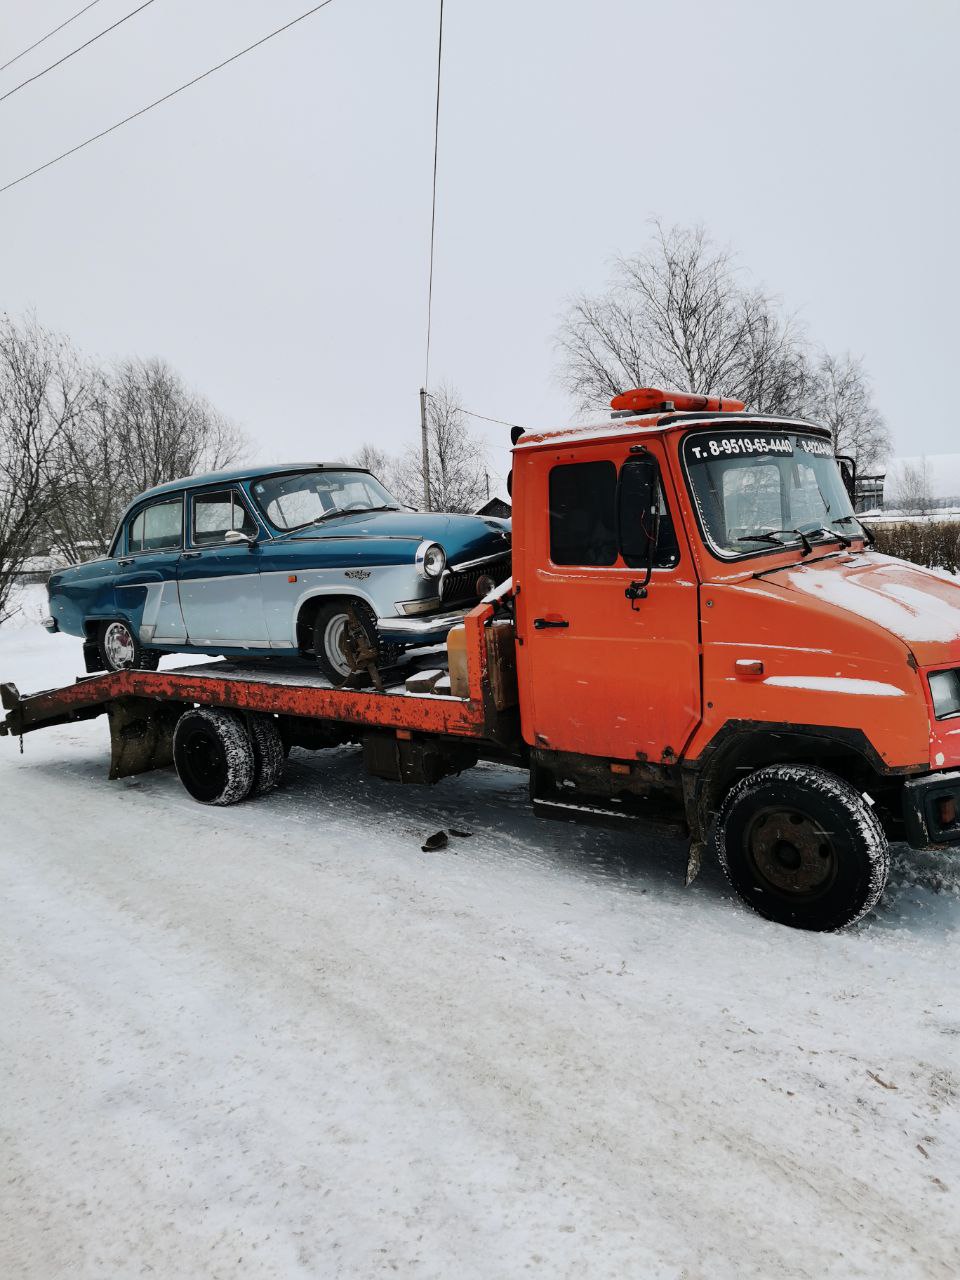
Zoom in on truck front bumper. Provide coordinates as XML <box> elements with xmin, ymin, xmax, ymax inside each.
<box><xmin>903</xmin><ymin>770</ymin><xmax>960</xmax><ymax>848</ymax></box>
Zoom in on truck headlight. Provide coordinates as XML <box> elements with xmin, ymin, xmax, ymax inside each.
<box><xmin>929</xmin><ymin>669</ymin><xmax>960</xmax><ymax>719</ymax></box>
<box><xmin>417</xmin><ymin>541</ymin><xmax>446</xmax><ymax>579</ymax></box>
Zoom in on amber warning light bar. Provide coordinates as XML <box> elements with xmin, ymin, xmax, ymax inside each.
<box><xmin>610</xmin><ymin>387</ymin><xmax>746</xmax><ymax>415</ymax></box>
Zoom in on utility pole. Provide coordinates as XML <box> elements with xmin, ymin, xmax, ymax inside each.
<box><xmin>419</xmin><ymin>386</ymin><xmax>432</xmax><ymax>511</ymax></box>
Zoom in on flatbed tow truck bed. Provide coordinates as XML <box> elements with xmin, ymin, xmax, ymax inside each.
<box><xmin>0</xmin><ymin>603</ymin><xmax>521</xmax><ymax>785</ymax></box>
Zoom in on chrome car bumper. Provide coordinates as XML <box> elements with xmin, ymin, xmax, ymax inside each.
<box><xmin>41</xmin><ymin>616</ymin><xmax>59</xmax><ymax>634</ymax></box>
<box><xmin>378</xmin><ymin>609</ymin><xmax>468</xmax><ymax>637</ymax></box>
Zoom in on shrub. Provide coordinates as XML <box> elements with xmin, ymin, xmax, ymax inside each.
<box><xmin>867</xmin><ymin>521</ymin><xmax>960</xmax><ymax>574</ymax></box>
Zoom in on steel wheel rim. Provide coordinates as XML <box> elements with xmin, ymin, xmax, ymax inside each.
<box><xmin>104</xmin><ymin>621</ymin><xmax>136</xmax><ymax>669</ymax></box>
<box><xmin>180</xmin><ymin>726</ymin><xmax>227</xmax><ymax>798</ymax></box>
<box><xmin>746</xmin><ymin>805</ymin><xmax>839</xmax><ymax>901</ymax></box>
<box><xmin>323</xmin><ymin>613</ymin><xmax>354</xmax><ymax>677</ymax></box>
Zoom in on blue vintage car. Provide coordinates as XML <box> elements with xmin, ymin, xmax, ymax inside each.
<box><xmin>44</xmin><ymin>464</ymin><xmax>511</xmax><ymax>683</ymax></box>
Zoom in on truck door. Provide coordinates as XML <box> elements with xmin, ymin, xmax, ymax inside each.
<box><xmin>516</xmin><ymin>442</ymin><xmax>701</xmax><ymax>764</ymax></box>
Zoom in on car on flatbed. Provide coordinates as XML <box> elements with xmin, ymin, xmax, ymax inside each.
<box><xmin>43</xmin><ymin>464</ymin><xmax>511</xmax><ymax>683</ymax></box>
<box><xmin>10</xmin><ymin>386</ymin><xmax>960</xmax><ymax>934</ymax></box>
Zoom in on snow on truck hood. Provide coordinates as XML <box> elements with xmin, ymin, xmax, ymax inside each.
<box><xmin>770</xmin><ymin>552</ymin><xmax>960</xmax><ymax>665</ymax></box>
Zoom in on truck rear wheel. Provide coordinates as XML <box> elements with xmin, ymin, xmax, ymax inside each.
<box><xmin>248</xmin><ymin>714</ymin><xmax>285</xmax><ymax>794</ymax></box>
<box><xmin>173</xmin><ymin>708</ymin><xmax>255</xmax><ymax>805</ymax></box>
<box><xmin>714</xmin><ymin>764</ymin><xmax>889</xmax><ymax>931</ymax></box>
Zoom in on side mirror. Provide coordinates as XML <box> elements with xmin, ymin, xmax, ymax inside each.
<box><xmin>836</xmin><ymin>454</ymin><xmax>857</xmax><ymax>507</ymax></box>
<box><xmin>618</xmin><ymin>454</ymin><xmax>661</xmax><ymax>604</ymax></box>
<box><xmin>225</xmin><ymin>529</ymin><xmax>257</xmax><ymax>548</ymax></box>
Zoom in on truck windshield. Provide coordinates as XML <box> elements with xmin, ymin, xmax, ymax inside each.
<box><xmin>252</xmin><ymin>469</ymin><xmax>400</xmax><ymax>530</ymax></box>
<box><xmin>681</xmin><ymin>428</ymin><xmax>864</xmax><ymax>559</ymax></box>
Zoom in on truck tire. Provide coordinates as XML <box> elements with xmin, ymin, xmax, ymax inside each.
<box><xmin>173</xmin><ymin>708</ymin><xmax>256</xmax><ymax>805</ymax></box>
<box><xmin>714</xmin><ymin>764</ymin><xmax>890</xmax><ymax>931</ymax></box>
<box><xmin>98</xmin><ymin>619</ymin><xmax>160</xmax><ymax>672</ymax></box>
<box><xmin>248</xmin><ymin>714</ymin><xmax>285</xmax><ymax>794</ymax></box>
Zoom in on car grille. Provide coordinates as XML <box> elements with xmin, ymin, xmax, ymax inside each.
<box><xmin>440</xmin><ymin>554</ymin><xmax>511</xmax><ymax>605</ymax></box>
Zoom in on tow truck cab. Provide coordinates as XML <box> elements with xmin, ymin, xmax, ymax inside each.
<box><xmin>510</xmin><ymin>388</ymin><xmax>960</xmax><ymax>924</ymax></box>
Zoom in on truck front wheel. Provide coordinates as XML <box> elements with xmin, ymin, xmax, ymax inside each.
<box><xmin>714</xmin><ymin>764</ymin><xmax>889</xmax><ymax>931</ymax></box>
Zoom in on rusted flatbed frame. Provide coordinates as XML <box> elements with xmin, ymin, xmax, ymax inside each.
<box><xmin>0</xmin><ymin>603</ymin><xmax>520</xmax><ymax>766</ymax></box>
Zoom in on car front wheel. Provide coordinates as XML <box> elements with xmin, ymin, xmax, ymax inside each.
<box><xmin>97</xmin><ymin>619</ymin><xmax>160</xmax><ymax>672</ymax></box>
<box><xmin>313</xmin><ymin>600</ymin><xmax>394</xmax><ymax>686</ymax></box>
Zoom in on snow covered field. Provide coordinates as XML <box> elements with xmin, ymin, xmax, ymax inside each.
<box><xmin>2</xmin><ymin>586</ymin><xmax>959</xmax><ymax>1278</ymax></box>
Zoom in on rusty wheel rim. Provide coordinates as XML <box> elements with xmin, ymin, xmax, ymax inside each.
<box><xmin>745</xmin><ymin>806</ymin><xmax>839</xmax><ymax>900</ymax></box>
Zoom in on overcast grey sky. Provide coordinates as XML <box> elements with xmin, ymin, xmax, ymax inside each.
<box><xmin>2</xmin><ymin>0</ymin><xmax>957</xmax><ymax>484</ymax></box>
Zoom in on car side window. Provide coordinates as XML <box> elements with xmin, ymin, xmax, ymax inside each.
<box><xmin>193</xmin><ymin>490</ymin><xmax>258</xmax><ymax>546</ymax></box>
<box><xmin>548</xmin><ymin>460</ymin><xmax>679</xmax><ymax>568</ymax></box>
<box><xmin>127</xmin><ymin>499</ymin><xmax>183</xmax><ymax>554</ymax></box>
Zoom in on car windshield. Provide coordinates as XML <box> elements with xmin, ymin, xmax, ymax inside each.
<box><xmin>251</xmin><ymin>469</ymin><xmax>401</xmax><ymax>530</ymax></box>
<box><xmin>681</xmin><ymin>428</ymin><xmax>865</xmax><ymax>559</ymax></box>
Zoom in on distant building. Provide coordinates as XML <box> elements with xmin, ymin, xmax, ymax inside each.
<box><xmin>475</xmin><ymin>495</ymin><xmax>511</xmax><ymax>519</ymax></box>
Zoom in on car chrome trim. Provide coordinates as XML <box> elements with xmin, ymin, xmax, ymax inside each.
<box><xmin>41</xmin><ymin>615</ymin><xmax>58</xmax><ymax>633</ymax></box>
<box><xmin>446</xmin><ymin>550</ymin><xmax>511</xmax><ymax>572</ymax></box>
<box><xmin>378</xmin><ymin>610</ymin><xmax>469</xmax><ymax>635</ymax></box>
<box><xmin>396</xmin><ymin>596</ymin><xmax>443</xmax><ymax>616</ymax></box>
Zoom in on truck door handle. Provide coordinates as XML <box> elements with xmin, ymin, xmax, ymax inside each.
<box><xmin>181</xmin><ymin>551</ymin><xmax>202</xmax><ymax>560</ymax></box>
<box><xmin>533</xmin><ymin>617</ymin><xmax>569</xmax><ymax>630</ymax></box>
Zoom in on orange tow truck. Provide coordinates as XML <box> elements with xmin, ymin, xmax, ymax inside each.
<box><xmin>5</xmin><ymin>388</ymin><xmax>960</xmax><ymax>931</ymax></box>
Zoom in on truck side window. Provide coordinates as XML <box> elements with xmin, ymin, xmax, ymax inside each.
<box><xmin>549</xmin><ymin>461</ymin><xmax>679</xmax><ymax>568</ymax></box>
<box><xmin>549</xmin><ymin>461</ymin><xmax>618</xmax><ymax>566</ymax></box>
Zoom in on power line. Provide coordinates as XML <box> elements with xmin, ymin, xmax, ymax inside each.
<box><xmin>461</xmin><ymin>408</ymin><xmax>527</xmax><ymax>432</ymax></box>
<box><xmin>423</xmin><ymin>0</ymin><xmax>444</xmax><ymax>388</ymax></box>
<box><xmin>0</xmin><ymin>0</ymin><xmax>159</xmax><ymax>107</ymax></box>
<box><xmin>0</xmin><ymin>0</ymin><xmax>338</xmax><ymax>197</ymax></box>
<box><xmin>0</xmin><ymin>1</ymin><xmax>107</xmax><ymax>75</ymax></box>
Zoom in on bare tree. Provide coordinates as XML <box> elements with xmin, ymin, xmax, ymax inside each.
<box><xmin>892</xmin><ymin>459</ymin><xmax>933</xmax><ymax>515</ymax></box>
<box><xmin>43</xmin><ymin>356</ymin><xmax>247</xmax><ymax>562</ymax></box>
<box><xmin>109</xmin><ymin>357</ymin><xmax>246</xmax><ymax>495</ymax></box>
<box><xmin>350</xmin><ymin>443</ymin><xmax>399</xmax><ymax>492</ymax></box>
<box><xmin>802</xmin><ymin>351</ymin><xmax>891</xmax><ymax>472</ymax></box>
<box><xmin>392</xmin><ymin>386</ymin><xmax>488</xmax><ymax>513</ymax></box>
<box><xmin>556</xmin><ymin>222</ymin><xmax>890</xmax><ymax>471</ymax></box>
<box><xmin>0</xmin><ymin>316</ymin><xmax>91</xmax><ymax>621</ymax></box>
<box><xmin>557</xmin><ymin>223</ymin><xmax>810</xmax><ymax>415</ymax></box>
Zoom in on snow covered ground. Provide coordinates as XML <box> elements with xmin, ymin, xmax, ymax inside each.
<box><xmin>1</xmin><ymin>586</ymin><xmax>959</xmax><ymax>1279</ymax></box>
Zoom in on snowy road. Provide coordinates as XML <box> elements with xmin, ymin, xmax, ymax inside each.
<box><xmin>2</xmin><ymin>592</ymin><xmax>959</xmax><ymax>1278</ymax></box>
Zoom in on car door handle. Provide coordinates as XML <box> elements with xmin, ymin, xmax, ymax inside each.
<box><xmin>181</xmin><ymin>551</ymin><xmax>202</xmax><ymax>560</ymax></box>
<box><xmin>117</xmin><ymin>558</ymin><xmax>136</xmax><ymax>567</ymax></box>
<box><xmin>533</xmin><ymin>616</ymin><xmax>569</xmax><ymax>630</ymax></box>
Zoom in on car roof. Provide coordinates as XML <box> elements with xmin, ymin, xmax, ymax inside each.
<box><xmin>133</xmin><ymin>463</ymin><xmax>371</xmax><ymax>503</ymax></box>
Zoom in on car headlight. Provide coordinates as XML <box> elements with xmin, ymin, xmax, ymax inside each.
<box><xmin>929</xmin><ymin>669</ymin><xmax>960</xmax><ymax>720</ymax></box>
<box><xmin>417</xmin><ymin>541</ymin><xmax>446</xmax><ymax>579</ymax></box>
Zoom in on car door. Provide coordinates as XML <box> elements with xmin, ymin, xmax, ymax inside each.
<box><xmin>178</xmin><ymin>488</ymin><xmax>270</xmax><ymax>647</ymax></box>
<box><xmin>116</xmin><ymin>496</ymin><xmax>188</xmax><ymax>645</ymax></box>
<box><xmin>516</xmin><ymin>442</ymin><xmax>702</xmax><ymax>765</ymax></box>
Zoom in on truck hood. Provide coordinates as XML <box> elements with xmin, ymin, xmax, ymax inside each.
<box><xmin>765</xmin><ymin>551</ymin><xmax>960</xmax><ymax>666</ymax></box>
<box><xmin>277</xmin><ymin>510</ymin><xmax>511</xmax><ymax>565</ymax></box>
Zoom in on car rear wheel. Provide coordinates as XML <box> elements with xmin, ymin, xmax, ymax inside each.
<box><xmin>714</xmin><ymin>764</ymin><xmax>890</xmax><ymax>931</ymax></box>
<box><xmin>98</xmin><ymin>619</ymin><xmax>160</xmax><ymax>672</ymax></box>
<box><xmin>173</xmin><ymin>708</ymin><xmax>255</xmax><ymax>805</ymax></box>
